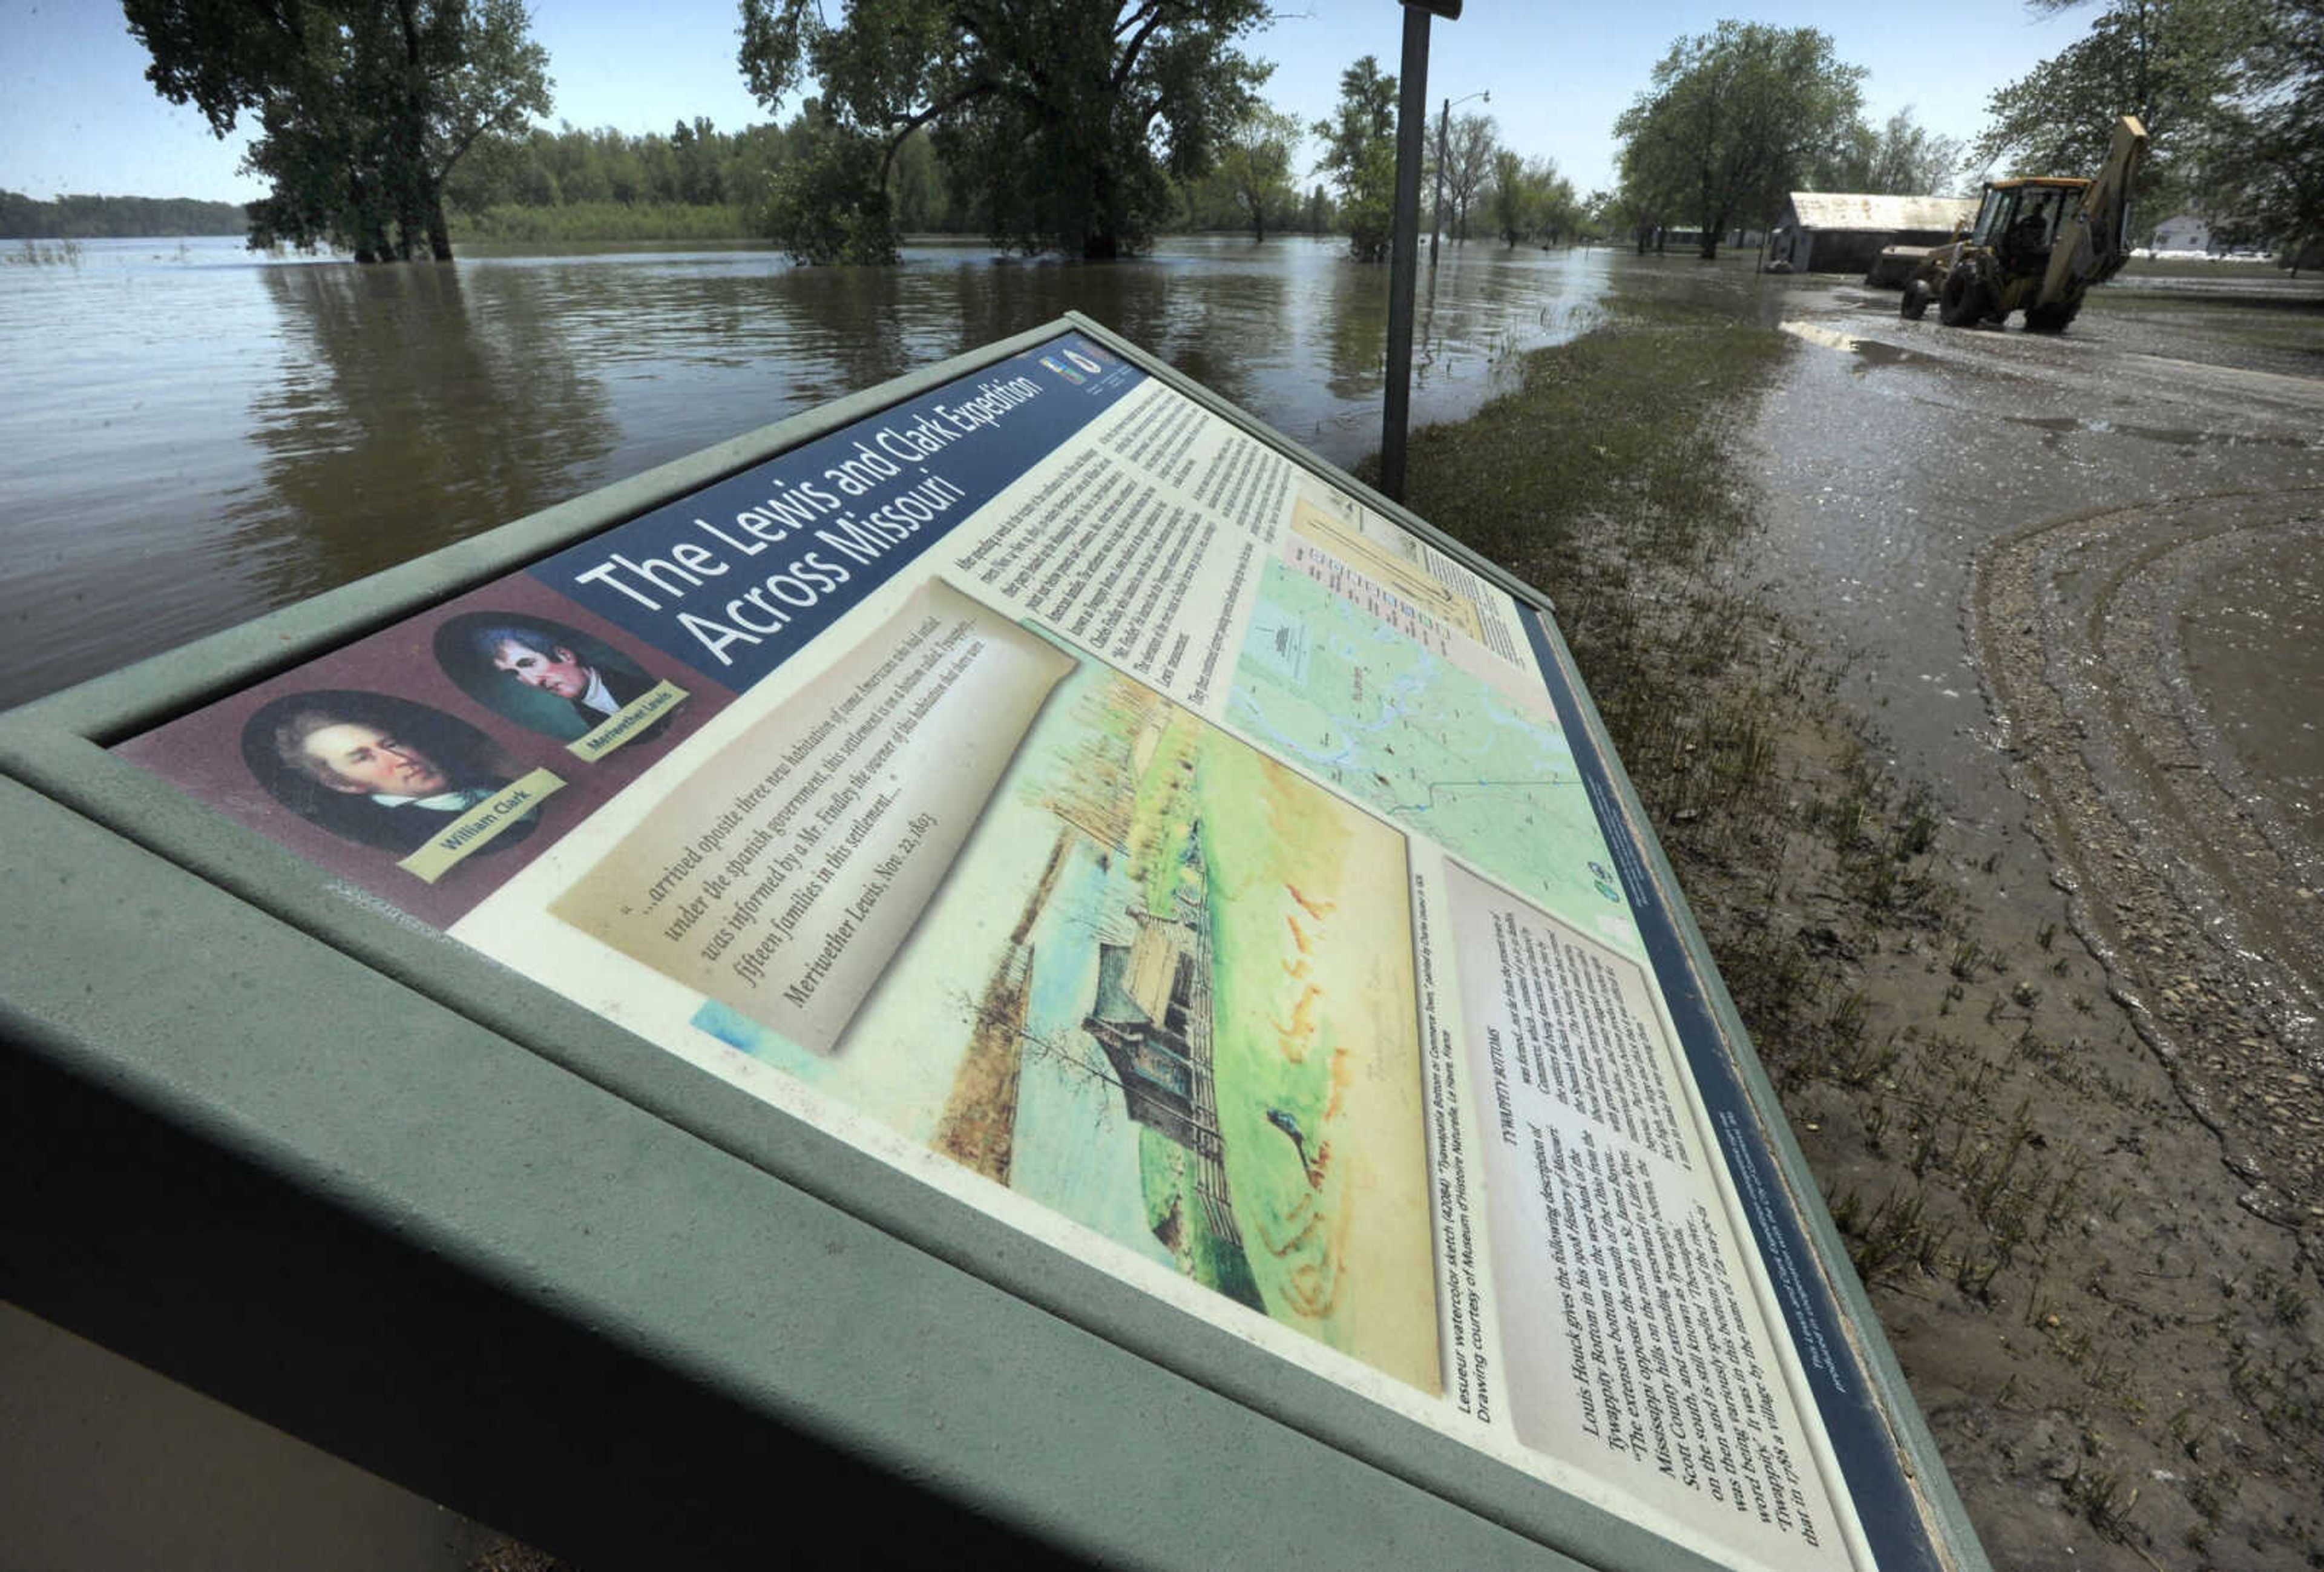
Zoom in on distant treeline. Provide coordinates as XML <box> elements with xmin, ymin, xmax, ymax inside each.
<box><xmin>1</xmin><ymin>190</ymin><xmax>246</xmax><ymax>239</ymax></box>
<box><xmin>445</xmin><ymin>117</ymin><xmax>1336</xmax><ymax>243</ymax></box>
<box><xmin>1</xmin><ymin>115</ymin><xmax>1341</xmax><ymax>252</ymax></box>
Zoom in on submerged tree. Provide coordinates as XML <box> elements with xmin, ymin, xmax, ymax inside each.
<box><xmin>1613</xmin><ymin>21</ymin><xmax>1865</xmax><ymax>259</ymax></box>
<box><xmin>1441</xmin><ymin>111</ymin><xmax>1496</xmax><ymax>243</ymax></box>
<box><xmin>738</xmin><ymin>0</ymin><xmax>1269</xmax><ymax>263</ymax></box>
<box><xmin>1210</xmin><ymin>104</ymin><xmax>1302</xmax><ymax>242</ymax></box>
<box><xmin>1313</xmin><ymin>54</ymin><xmax>1399</xmax><ymax>261</ymax></box>
<box><xmin>1486</xmin><ymin>151</ymin><xmax>1580</xmax><ymax>248</ymax></box>
<box><xmin>124</xmin><ymin>0</ymin><xmax>550</xmax><ymax>262</ymax></box>
<box><xmin>1486</xmin><ymin>148</ymin><xmax>1531</xmax><ymax>246</ymax></box>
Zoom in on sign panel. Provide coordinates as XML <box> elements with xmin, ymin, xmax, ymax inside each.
<box><xmin>110</xmin><ymin>327</ymin><xmax>1948</xmax><ymax>1570</ymax></box>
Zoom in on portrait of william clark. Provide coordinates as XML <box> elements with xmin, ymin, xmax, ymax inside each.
<box><xmin>241</xmin><ymin>691</ymin><xmax>541</xmax><ymax>860</ymax></box>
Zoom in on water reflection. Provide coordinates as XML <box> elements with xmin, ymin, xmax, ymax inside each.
<box><xmin>0</xmin><ymin>234</ymin><xmax>1614</xmax><ymax>708</ymax></box>
<box><xmin>1323</xmin><ymin>265</ymin><xmax>1393</xmax><ymax>406</ymax></box>
<box><xmin>235</xmin><ymin>264</ymin><xmax>620</xmax><ymax>606</ymax></box>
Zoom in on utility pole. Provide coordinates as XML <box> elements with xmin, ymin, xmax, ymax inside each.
<box><xmin>1430</xmin><ymin>87</ymin><xmax>1488</xmax><ymax>269</ymax></box>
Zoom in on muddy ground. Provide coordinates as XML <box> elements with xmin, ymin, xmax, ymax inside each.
<box><xmin>1692</xmin><ymin>260</ymin><xmax>2324</xmax><ymax>1570</ymax></box>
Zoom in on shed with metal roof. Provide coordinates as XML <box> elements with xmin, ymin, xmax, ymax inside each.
<box><xmin>1765</xmin><ymin>192</ymin><xmax>1978</xmax><ymax>275</ymax></box>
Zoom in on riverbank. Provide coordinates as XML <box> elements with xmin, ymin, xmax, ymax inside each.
<box><xmin>1385</xmin><ymin>286</ymin><xmax>2324</xmax><ymax>1569</ymax></box>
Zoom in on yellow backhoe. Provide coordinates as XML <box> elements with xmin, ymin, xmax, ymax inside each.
<box><xmin>1902</xmin><ymin>116</ymin><xmax>2148</xmax><ymax>332</ymax></box>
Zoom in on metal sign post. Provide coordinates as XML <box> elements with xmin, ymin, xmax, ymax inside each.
<box><xmin>1380</xmin><ymin>1</ymin><xmax>1443</xmax><ymax>503</ymax></box>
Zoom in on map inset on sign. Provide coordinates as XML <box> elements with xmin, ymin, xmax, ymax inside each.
<box><xmin>1229</xmin><ymin>559</ymin><xmax>1638</xmax><ymax>956</ymax></box>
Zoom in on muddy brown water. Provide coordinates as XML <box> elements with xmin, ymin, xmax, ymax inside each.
<box><xmin>0</xmin><ymin>232</ymin><xmax>1609</xmax><ymax>712</ymax></box>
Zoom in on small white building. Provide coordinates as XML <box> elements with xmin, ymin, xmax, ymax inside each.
<box><xmin>2148</xmin><ymin>213</ymin><xmax>2211</xmax><ymax>253</ymax></box>
<box><xmin>1764</xmin><ymin>192</ymin><xmax>1978</xmax><ymax>275</ymax></box>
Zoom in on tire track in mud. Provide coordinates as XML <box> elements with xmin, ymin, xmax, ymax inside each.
<box><xmin>1972</xmin><ymin>487</ymin><xmax>2324</xmax><ymax>1235</ymax></box>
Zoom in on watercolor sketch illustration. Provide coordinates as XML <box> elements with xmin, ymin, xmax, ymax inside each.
<box><xmin>698</xmin><ymin>652</ymin><xmax>1440</xmax><ymax>1391</ymax></box>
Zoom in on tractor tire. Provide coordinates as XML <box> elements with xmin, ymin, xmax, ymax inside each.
<box><xmin>1901</xmin><ymin>278</ymin><xmax>1934</xmax><ymax>321</ymax></box>
<box><xmin>2023</xmin><ymin>301</ymin><xmax>2078</xmax><ymax>334</ymax></box>
<box><xmin>1938</xmin><ymin>265</ymin><xmax>1986</xmax><ymax>327</ymax></box>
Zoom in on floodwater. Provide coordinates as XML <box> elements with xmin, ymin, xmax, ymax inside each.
<box><xmin>0</xmin><ymin>232</ymin><xmax>1609</xmax><ymax>711</ymax></box>
<box><xmin>1740</xmin><ymin>260</ymin><xmax>2324</xmax><ymax>1219</ymax></box>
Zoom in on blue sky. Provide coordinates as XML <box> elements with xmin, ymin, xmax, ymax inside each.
<box><xmin>2</xmin><ymin>0</ymin><xmax>2093</xmax><ymax>202</ymax></box>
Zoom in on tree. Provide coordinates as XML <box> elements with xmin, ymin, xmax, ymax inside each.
<box><xmin>1974</xmin><ymin>0</ymin><xmax>2261</xmax><ymax>214</ymax></box>
<box><xmin>124</xmin><ymin>0</ymin><xmax>550</xmax><ymax>262</ymax></box>
<box><xmin>1314</xmin><ymin>55</ymin><xmax>1399</xmax><ymax>261</ymax></box>
<box><xmin>762</xmin><ymin>100</ymin><xmax>899</xmax><ymax>264</ymax></box>
<box><xmin>1488</xmin><ymin>148</ymin><xmax>1531</xmax><ymax>245</ymax></box>
<box><xmin>672</xmin><ymin>117</ymin><xmax>726</xmax><ymax>205</ymax></box>
<box><xmin>1531</xmin><ymin>159</ymin><xmax>1582</xmax><ymax>245</ymax></box>
<box><xmin>2211</xmin><ymin>0</ymin><xmax>2323</xmax><ymax>267</ymax></box>
<box><xmin>1442</xmin><ymin>112</ymin><xmax>1495</xmax><ymax>242</ymax></box>
<box><xmin>738</xmin><ymin>0</ymin><xmax>1269</xmax><ymax>263</ymax></box>
<box><xmin>0</xmin><ymin>191</ymin><xmax>246</xmax><ymax>238</ymax></box>
<box><xmin>888</xmin><ymin>126</ymin><xmax>954</xmax><ymax>232</ymax></box>
<box><xmin>1486</xmin><ymin>151</ymin><xmax>1579</xmax><ymax>248</ymax></box>
<box><xmin>1611</xmin><ymin>116</ymin><xmax>1686</xmax><ymax>254</ymax></box>
<box><xmin>1827</xmin><ymin>108</ymin><xmax>1966</xmax><ymax>195</ymax></box>
<box><xmin>1978</xmin><ymin>0</ymin><xmax>2317</xmax><ymax>262</ymax></box>
<box><xmin>1302</xmin><ymin>183</ymin><xmax>1333</xmax><ymax>235</ymax></box>
<box><xmin>1613</xmin><ymin>22</ymin><xmax>1865</xmax><ymax>259</ymax></box>
<box><xmin>1212</xmin><ymin>104</ymin><xmax>1301</xmax><ymax>241</ymax></box>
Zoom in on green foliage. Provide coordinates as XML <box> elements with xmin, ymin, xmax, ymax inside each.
<box><xmin>764</xmin><ymin>120</ymin><xmax>900</xmax><ymax>264</ymax></box>
<box><xmin>1439</xmin><ymin>111</ymin><xmax>1496</xmax><ymax>242</ymax></box>
<box><xmin>1313</xmin><ymin>55</ymin><xmax>1399</xmax><ymax>261</ymax></box>
<box><xmin>737</xmin><ymin>0</ymin><xmax>1269</xmax><ymax>261</ymax></box>
<box><xmin>460</xmin><ymin>122</ymin><xmax>728</xmax><ymax>211</ymax></box>
<box><xmin>1486</xmin><ymin>150</ymin><xmax>1580</xmax><ymax>246</ymax></box>
<box><xmin>1199</xmin><ymin>104</ymin><xmax>1302</xmax><ymax>240</ymax></box>
<box><xmin>1974</xmin><ymin>0</ymin><xmax>2324</xmax><ymax>260</ymax></box>
<box><xmin>1589</xmin><ymin>183</ymin><xmax>1661</xmax><ymax>251</ymax></box>
<box><xmin>1613</xmin><ymin>21</ymin><xmax>1866</xmax><ymax>258</ymax></box>
<box><xmin>2213</xmin><ymin>0</ymin><xmax>2324</xmax><ymax>264</ymax></box>
<box><xmin>0</xmin><ymin>189</ymin><xmax>243</xmax><ymax>238</ymax></box>
<box><xmin>123</xmin><ymin>0</ymin><xmax>551</xmax><ymax>262</ymax></box>
<box><xmin>1974</xmin><ymin>0</ymin><xmax>2261</xmax><ymax>212</ymax></box>
<box><xmin>888</xmin><ymin>127</ymin><xmax>960</xmax><ymax>233</ymax></box>
<box><xmin>1489</xmin><ymin>149</ymin><xmax>1528</xmax><ymax>245</ymax></box>
<box><xmin>1304</xmin><ymin>183</ymin><xmax>1334</xmax><ymax>235</ymax></box>
<box><xmin>435</xmin><ymin>111</ymin><xmax>984</xmax><ymax>247</ymax></box>
<box><xmin>670</xmin><ymin>116</ymin><xmax>726</xmax><ymax>206</ymax></box>
<box><xmin>1824</xmin><ymin>108</ymin><xmax>1968</xmax><ymax>196</ymax></box>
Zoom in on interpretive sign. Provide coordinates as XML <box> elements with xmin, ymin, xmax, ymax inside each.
<box><xmin>7</xmin><ymin>319</ymin><xmax>1980</xmax><ymax>1570</ymax></box>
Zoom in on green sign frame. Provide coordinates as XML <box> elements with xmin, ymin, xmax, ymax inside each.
<box><xmin>0</xmin><ymin>314</ymin><xmax>1986</xmax><ymax>1571</ymax></box>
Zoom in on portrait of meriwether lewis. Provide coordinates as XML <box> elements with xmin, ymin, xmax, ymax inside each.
<box><xmin>242</xmin><ymin>690</ymin><xmax>542</xmax><ymax>860</ymax></box>
<box><xmin>433</xmin><ymin>612</ymin><xmax>678</xmax><ymax>746</ymax></box>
